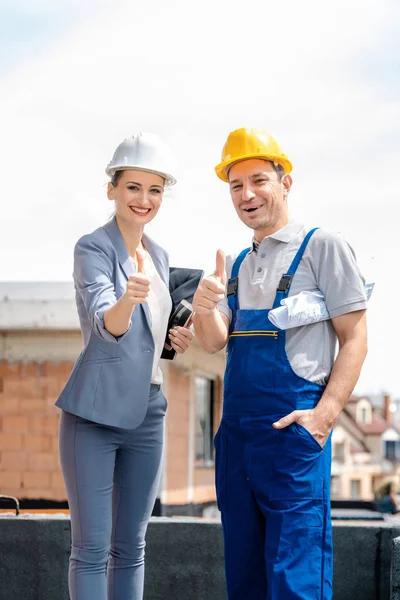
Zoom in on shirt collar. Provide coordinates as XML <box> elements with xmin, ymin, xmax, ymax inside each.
<box><xmin>250</xmin><ymin>222</ymin><xmax>304</xmax><ymax>253</ymax></box>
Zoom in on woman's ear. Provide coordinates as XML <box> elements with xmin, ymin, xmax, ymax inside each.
<box><xmin>107</xmin><ymin>181</ymin><xmax>114</xmax><ymax>201</ymax></box>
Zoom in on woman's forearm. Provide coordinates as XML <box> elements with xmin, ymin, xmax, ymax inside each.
<box><xmin>103</xmin><ymin>294</ymin><xmax>135</xmax><ymax>337</ymax></box>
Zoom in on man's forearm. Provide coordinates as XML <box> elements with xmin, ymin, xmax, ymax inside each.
<box><xmin>193</xmin><ymin>310</ymin><xmax>229</xmax><ymax>353</ymax></box>
<box><xmin>314</xmin><ymin>336</ymin><xmax>368</xmax><ymax>427</ymax></box>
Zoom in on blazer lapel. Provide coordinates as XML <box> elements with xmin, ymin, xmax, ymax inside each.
<box><xmin>142</xmin><ymin>233</ymin><xmax>169</xmax><ymax>288</ymax></box>
<box><xmin>103</xmin><ymin>217</ymin><xmax>152</xmax><ymax>328</ymax></box>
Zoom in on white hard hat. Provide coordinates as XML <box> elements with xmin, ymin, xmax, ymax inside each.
<box><xmin>105</xmin><ymin>132</ymin><xmax>177</xmax><ymax>186</ymax></box>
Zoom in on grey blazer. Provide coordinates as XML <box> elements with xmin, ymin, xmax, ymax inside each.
<box><xmin>55</xmin><ymin>217</ymin><xmax>169</xmax><ymax>429</ymax></box>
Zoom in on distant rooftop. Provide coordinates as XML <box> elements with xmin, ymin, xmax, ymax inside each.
<box><xmin>0</xmin><ymin>282</ymin><xmax>79</xmax><ymax>330</ymax></box>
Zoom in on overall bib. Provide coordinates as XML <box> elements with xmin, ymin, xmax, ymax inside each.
<box><xmin>215</xmin><ymin>229</ymin><xmax>332</xmax><ymax>600</ymax></box>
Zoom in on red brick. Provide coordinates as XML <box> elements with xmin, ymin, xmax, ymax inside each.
<box><xmin>19</xmin><ymin>362</ymin><xmax>39</xmax><ymax>377</ymax></box>
<box><xmin>1</xmin><ymin>451</ymin><xmax>27</xmax><ymax>470</ymax></box>
<box><xmin>23</xmin><ymin>435</ymin><xmax>51</xmax><ymax>452</ymax></box>
<box><xmin>19</xmin><ymin>398</ymin><xmax>47</xmax><ymax>413</ymax></box>
<box><xmin>51</xmin><ymin>488</ymin><xmax>67</xmax><ymax>501</ymax></box>
<box><xmin>39</xmin><ymin>361</ymin><xmax>54</xmax><ymax>377</ymax></box>
<box><xmin>3</xmin><ymin>378</ymin><xmax>38</xmax><ymax>397</ymax></box>
<box><xmin>2</xmin><ymin>415</ymin><xmax>29</xmax><ymax>434</ymax></box>
<box><xmin>0</xmin><ymin>433</ymin><xmax>23</xmax><ymax>451</ymax></box>
<box><xmin>40</xmin><ymin>361</ymin><xmax>73</xmax><ymax>378</ymax></box>
<box><xmin>29</xmin><ymin>415</ymin><xmax>59</xmax><ymax>436</ymax></box>
<box><xmin>51</xmin><ymin>471</ymin><xmax>65</xmax><ymax>489</ymax></box>
<box><xmin>22</xmin><ymin>472</ymin><xmax>51</xmax><ymax>489</ymax></box>
<box><xmin>39</xmin><ymin>376</ymin><xmax>64</xmax><ymax>399</ymax></box>
<box><xmin>0</xmin><ymin>471</ymin><xmax>21</xmax><ymax>488</ymax></box>
<box><xmin>0</xmin><ymin>361</ymin><xmax>19</xmax><ymax>377</ymax></box>
<box><xmin>0</xmin><ymin>488</ymin><xmax>22</xmax><ymax>500</ymax></box>
<box><xmin>27</xmin><ymin>453</ymin><xmax>60</xmax><ymax>472</ymax></box>
<box><xmin>23</xmin><ymin>488</ymin><xmax>53</xmax><ymax>499</ymax></box>
<box><xmin>0</xmin><ymin>398</ymin><xmax>20</xmax><ymax>414</ymax></box>
<box><xmin>51</xmin><ymin>437</ymin><xmax>59</xmax><ymax>453</ymax></box>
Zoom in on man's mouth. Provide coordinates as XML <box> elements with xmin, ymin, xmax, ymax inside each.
<box><xmin>242</xmin><ymin>205</ymin><xmax>261</xmax><ymax>213</ymax></box>
<box><xmin>129</xmin><ymin>206</ymin><xmax>151</xmax><ymax>215</ymax></box>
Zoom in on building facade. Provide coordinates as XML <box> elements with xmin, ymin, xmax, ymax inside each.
<box><xmin>0</xmin><ymin>283</ymin><xmax>224</xmax><ymax>516</ymax></box>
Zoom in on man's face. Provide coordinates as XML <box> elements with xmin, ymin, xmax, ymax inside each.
<box><xmin>228</xmin><ymin>159</ymin><xmax>292</xmax><ymax>239</ymax></box>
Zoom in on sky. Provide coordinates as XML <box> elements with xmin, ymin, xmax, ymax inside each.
<box><xmin>0</xmin><ymin>0</ymin><xmax>399</xmax><ymax>397</ymax></box>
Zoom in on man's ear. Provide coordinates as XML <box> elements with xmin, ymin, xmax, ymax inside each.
<box><xmin>282</xmin><ymin>174</ymin><xmax>293</xmax><ymax>197</ymax></box>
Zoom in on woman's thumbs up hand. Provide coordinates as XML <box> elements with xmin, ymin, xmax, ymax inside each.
<box><xmin>125</xmin><ymin>249</ymin><xmax>151</xmax><ymax>306</ymax></box>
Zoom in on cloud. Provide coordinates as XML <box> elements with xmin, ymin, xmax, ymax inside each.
<box><xmin>0</xmin><ymin>0</ymin><xmax>398</xmax><ymax>393</ymax></box>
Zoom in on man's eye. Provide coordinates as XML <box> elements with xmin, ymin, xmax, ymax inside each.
<box><xmin>232</xmin><ymin>185</ymin><xmax>242</xmax><ymax>191</ymax></box>
<box><xmin>255</xmin><ymin>179</ymin><xmax>266</xmax><ymax>184</ymax></box>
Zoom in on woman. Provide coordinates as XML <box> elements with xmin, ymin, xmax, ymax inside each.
<box><xmin>55</xmin><ymin>132</ymin><xmax>193</xmax><ymax>599</ymax></box>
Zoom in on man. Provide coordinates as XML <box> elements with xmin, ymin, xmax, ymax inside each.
<box><xmin>192</xmin><ymin>128</ymin><xmax>368</xmax><ymax>600</ymax></box>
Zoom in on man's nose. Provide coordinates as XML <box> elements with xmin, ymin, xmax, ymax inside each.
<box><xmin>241</xmin><ymin>184</ymin><xmax>256</xmax><ymax>201</ymax></box>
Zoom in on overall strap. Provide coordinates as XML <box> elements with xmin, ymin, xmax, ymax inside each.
<box><xmin>227</xmin><ymin>248</ymin><xmax>250</xmax><ymax>318</ymax></box>
<box><xmin>272</xmin><ymin>228</ymin><xmax>319</xmax><ymax>309</ymax></box>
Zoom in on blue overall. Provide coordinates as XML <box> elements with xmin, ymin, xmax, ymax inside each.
<box><xmin>215</xmin><ymin>229</ymin><xmax>333</xmax><ymax>600</ymax></box>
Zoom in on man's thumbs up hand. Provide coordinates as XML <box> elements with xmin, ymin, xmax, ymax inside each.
<box><xmin>214</xmin><ymin>249</ymin><xmax>226</xmax><ymax>286</ymax></box>
<box><xmin>192</xmin><ymin>249</ymin><xmax>227</xmax><ymax>316</ymax></box>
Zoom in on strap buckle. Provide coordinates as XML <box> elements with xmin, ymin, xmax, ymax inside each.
<box><xmin>277</xmin><ymin>273</ymin><xmax>293</xmax><ymax>293</ymax></box>
<box><xmin>227</xmin><ymin>277</ymin><xmax>238</xmax><ymax>296</ymax></box>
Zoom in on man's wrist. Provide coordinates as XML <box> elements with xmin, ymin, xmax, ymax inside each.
<box><xmin>313</xmin><ymin>396</ymin><xmax>343</xmax><ymax>428</ymax></box>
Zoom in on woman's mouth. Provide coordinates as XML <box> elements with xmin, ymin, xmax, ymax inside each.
<box><xmin>129</xmin><ymin>206</ymin><xmax>151</xmax><ymax>215</ymax></box>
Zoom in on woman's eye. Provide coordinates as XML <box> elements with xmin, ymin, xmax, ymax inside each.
<box><xmin>128</xmin><ymin>185</ymin><xmax>139</xmax><ymax>191</ymax></box>
<box><xmin>150</xmin><ymin>189</ymin><xmax>162</xmax><ymax>194</ymax></box>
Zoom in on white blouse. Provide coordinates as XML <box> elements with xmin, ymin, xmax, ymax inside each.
<box><xmin>143</xmin><ymin>251</ymin><xmax>172</xmax><ymax>385</ymax></box>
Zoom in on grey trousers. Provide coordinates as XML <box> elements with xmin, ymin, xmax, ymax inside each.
<box><xmin>59</xmin><ymin>385</ymin><xmax>166</xmax><ymax>600</ymax></box>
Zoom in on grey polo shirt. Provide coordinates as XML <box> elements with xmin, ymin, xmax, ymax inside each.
<box><xmin>218</xmin><ymin>222</ymin><xmax>367</xmax><ymax>385</ymax></box>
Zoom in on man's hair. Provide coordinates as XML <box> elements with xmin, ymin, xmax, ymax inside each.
<box><xmin>272</xmin><ymin>163</ymin><xmax>285</xmax><ymax>181</ymax></box>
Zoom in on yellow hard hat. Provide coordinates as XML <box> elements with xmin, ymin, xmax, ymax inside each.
<box><xmin>215</xmin><ymin>127</ymin><xmax>292</xmax><ymax>182</ymax></box>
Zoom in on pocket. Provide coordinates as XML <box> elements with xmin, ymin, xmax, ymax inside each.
<box><xmin>214</xmin><ymin>423</ymin><xmax>227</xmax><ymax>512</ymax></box>
<box><xmin>81</xmin><ymin>357</ymin><xmax>122</xmax><ymax>366</ymax></box>
<box><xmin>294</xmin><ymin>422</ymin><xmax>324</xmax><ymax>452</ymax></box>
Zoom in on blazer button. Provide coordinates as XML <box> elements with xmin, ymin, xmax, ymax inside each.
<box><xmin>142</xmin><ymin>347</ymin><xmax>152</xmax><ymax>353</ymax></box>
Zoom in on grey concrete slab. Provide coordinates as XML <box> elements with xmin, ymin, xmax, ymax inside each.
<box><xmin>1</xmin><ymin>515</ymin><xmax>399</xmax><ymax>600</ymax></box>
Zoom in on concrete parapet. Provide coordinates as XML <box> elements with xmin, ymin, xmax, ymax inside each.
<box><xmin>391</xmin><ymin>536</ymin><xmax>400</xmax><ymax>599</ymax></box>
<box><xmin>1</xmin><ymin>515</ymin><xmax>400</xmax><ymax>600</ymax></box>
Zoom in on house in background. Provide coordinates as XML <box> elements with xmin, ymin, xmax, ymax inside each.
<box><xmin>331</xmin><ymin>394</ymin><xmax>400</xmax><ymax>500</ymax></box>
<box><xmin>0</xmin><ymin>282</ymin><xmax>224</xmax><ymax>517</ymax></box>
<box><xmin>1</xmin><ymin>282</ymin><xmax>399</xmax><ymax>511</ymax></box>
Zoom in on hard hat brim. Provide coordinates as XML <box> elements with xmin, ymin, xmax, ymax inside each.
<box><xmin>215</xmin><ymin>154</ymin><xmax>292</xmax><ymax>182</ymax></box>
<box><xmin>105</xmin><ymin>165</ymin><xmax>177</xmax><ymax>187</ymax></box>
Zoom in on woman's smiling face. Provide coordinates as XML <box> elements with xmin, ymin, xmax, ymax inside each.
<box><xmin>107</xmin><ymin>169</ymin><xmax>165</xmax><ymax>227</ymax></box>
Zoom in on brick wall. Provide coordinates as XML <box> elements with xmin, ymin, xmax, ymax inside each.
<box><xmin>0</xmin><ymin>360</ymin><xmax>73</xmax><ymax>501</ymax></box>
<box><xmin>165</xmin><ymin>367</ymin><xmax>191</xmax><ymax>505</ymax></box>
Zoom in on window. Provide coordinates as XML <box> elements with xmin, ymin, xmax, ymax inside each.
<box><xmin>385</xmin><ymin>440</ymin><xmax>396</xmax><ymax>461</ymax></box>
<box><xmin>356</xmin><ymin>399</ymin><xmax>371</xmax><ymax>425</ymax></box>
<box><xmin>331</xmin><ymin>476</ymin><xmax>341</xmax><ymax>499</ymax></box>
<box><xmin>195</xmin><ymin>376</ymin><xmax>215</xmax><ymax>466</ymax></box>
<box><xmin>350</xmin><ymin>479</ymin><xmax>361</xmax><ymax>499</ymax></box>
<box><xmin>334</xmin><ymin>442</ymin><xmax>345</xmax><ymax>463</ymax></box>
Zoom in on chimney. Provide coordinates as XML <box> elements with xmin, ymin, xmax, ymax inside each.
<box><xmin>383</xmin><ymin>394</ymin><xmax>392</xmax><ymax>425</ymax></box>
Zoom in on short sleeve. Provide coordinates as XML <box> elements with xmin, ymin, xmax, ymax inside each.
<box><xmin>218</xmin><ymin>254</ymin><xmax>234</xmax><ymax>322</ymax></box>
<box><xmin>310</xmin><ymin>231</ymin><xmax>367</xmax><ymax>319</ymax></box>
